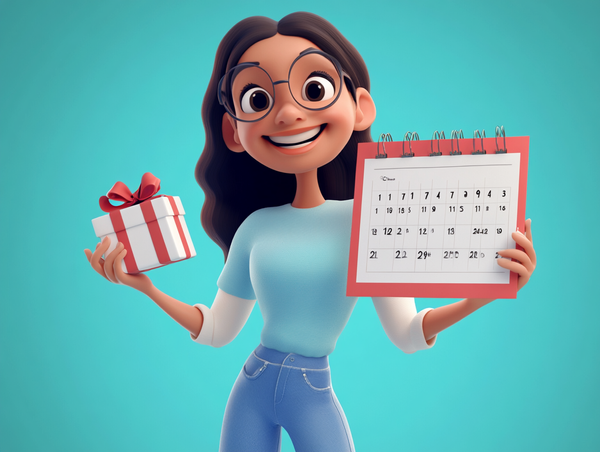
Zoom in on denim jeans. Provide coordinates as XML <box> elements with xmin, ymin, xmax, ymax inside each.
<box><xmin>220</xmin><ymin>345</ymin><xmax>355</xmax><ymax>452</ymax></box>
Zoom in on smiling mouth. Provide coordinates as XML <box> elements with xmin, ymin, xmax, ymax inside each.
<box><xmin>264</xmin><ymin>124</ymin><xmax>327</xmax><ymax>149</ymax></box>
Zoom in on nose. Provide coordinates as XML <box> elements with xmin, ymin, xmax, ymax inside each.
<box><xmin>272</xmin><ymin>82</ymin><xmax>306</xmax><ymax>126</ymax></box>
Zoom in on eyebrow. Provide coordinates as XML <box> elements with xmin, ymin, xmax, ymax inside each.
<box><xmin>299</xmin><ymin>47</ymin><xmax>318</xmax><ymax>56</ymax></box>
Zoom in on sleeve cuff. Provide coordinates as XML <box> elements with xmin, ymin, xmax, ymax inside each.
<box><xmin>409</xmin><ymin>308</ymin><xmax>436</xmax><ymax>351</ymax></box>
<box><xmin>190</xmin><ymin>304</ymin><xmax>214</xmax><ymax>345</ymax></box>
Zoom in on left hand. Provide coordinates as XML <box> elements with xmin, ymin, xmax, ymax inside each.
<box><xmin>497</xmin><ymin>218</ymin><xmax>536</xmax><ymax>291</ymax></box>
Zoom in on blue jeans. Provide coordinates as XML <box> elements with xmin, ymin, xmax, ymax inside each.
<box><xmin>220</xmin><ymin>345</ymin><xmax>355</xmax><ymax>452</ymax></box>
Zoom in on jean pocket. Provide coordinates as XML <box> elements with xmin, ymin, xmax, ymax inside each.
<box><xmin>242</xmin><ymin>354</ymin><xmax>268</xmax><ymax>381</ymax></box>
<box><xmin>301</xmin><ymin>368</ymin><xmax>331</xmax><ymax>392</ymax></box>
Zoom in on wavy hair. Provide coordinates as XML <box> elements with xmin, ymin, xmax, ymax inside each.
<box><xmin>195</xmin><ymin>12</ymin><xmax>372</xmax><ymax>260</ymax></box>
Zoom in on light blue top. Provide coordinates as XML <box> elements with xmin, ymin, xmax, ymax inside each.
<box><xmin>217</xmin><ymin>200</ymin><xmax>358</xmax><ymax>357</ymax></box>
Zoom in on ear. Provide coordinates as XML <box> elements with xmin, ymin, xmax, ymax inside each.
<box><xmin>222</xmin><ymin>113</ymin><xmax>245</xmax><ymax>153</ymax></box>
<box><xmin>353</xmin><ymin>87</ymin><xmax>376</xmax><ymax>132</ymax></box>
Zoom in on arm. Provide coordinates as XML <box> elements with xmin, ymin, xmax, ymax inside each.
<box><xmin>422</xmin><ymin>219</ymin><xmax>537</xmax><ymax>341</ymax></box>
<box><xmin>85</xmin><ymin>237</ymin><xmax>255</xmax><ymax>344</ymax></box>
<box><xmin>372</xmin><ymin>297</ymin><xmax>435</xmax><ymax>354</ymax></box>
<box><xmin>375</xmin><ymin>220</ymin><xmax>536</xmax><ymax>348</ymax></box>
<box><xmin>191</xmin><ymin>290</ymin><xmax>255</xmax><ymax>347</ymax></box>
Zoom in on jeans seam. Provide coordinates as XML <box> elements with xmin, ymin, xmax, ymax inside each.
<box><xmin>253</xmin><ymin>353</ymin><xmax>329</xmax><ymax>371</ymax></box>
<box><xmin>242</xmin><ymin>360</ymin><xmax>267</xmax><ymax>380</ymax></box>
<box><xmin>302</xmin><ymin>369</ymin><xmax>331</xmax><ymax>391</ymax></box>
<box><xmin>331</xmin><ymin>389</ymin><xmax>355</xmax><ymax>452</ymax></box>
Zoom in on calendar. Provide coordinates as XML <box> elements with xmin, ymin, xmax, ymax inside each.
<box><xmin>347</xmin><ymin>133</ymin><xmax>529</xmax><ymax>299</ymax></box>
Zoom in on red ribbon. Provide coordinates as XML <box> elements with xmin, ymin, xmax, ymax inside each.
<box><xmin>167</xmin><ymin>196</ymin><xmax>192</xmax><ymax>260</ymax></box>
<box><xmin>106</xmin><ymin>195</ymin><xmax>192</xmax><ymax>274</ymax></box>
<box><xmin>99</xmin><ymin>172</ymin><xmax>161</xmax><ymax>212</ymax></box>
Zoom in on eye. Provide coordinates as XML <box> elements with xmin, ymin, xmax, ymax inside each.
<box><xmin>240</xmin><ymin>85</ymin><xmax>272</xmax><ymax>114</ymax></box>
<box><xmin>301</xmin><ymin>72</ymin><xmax>335</xmax><ymax>102</ymax></box>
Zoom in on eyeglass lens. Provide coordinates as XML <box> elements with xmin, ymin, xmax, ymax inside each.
<box><xmin>221</xmin><ymin>53</ymin><xmax>343</xmax><ymax>122</ymax></box>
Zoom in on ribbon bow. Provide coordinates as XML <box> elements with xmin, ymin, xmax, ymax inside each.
<box><xmin>99</xmin><ymin>172</ymin><xmax>161</xmax><ymax>212</ymax></box>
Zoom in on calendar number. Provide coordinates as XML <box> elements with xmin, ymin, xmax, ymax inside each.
<box><xmin>417</xmin><ymin>251</ymin><xmax>431</xmax><ymax>259</ymax></box>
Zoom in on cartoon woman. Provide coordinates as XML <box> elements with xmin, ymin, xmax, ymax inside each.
<box><xmin>85</xmin><ymin>12</ymin><xmax>536</xmax><ymax>452</ymax></box>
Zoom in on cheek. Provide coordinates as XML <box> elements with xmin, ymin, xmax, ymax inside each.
<box><xmin>321</xmin><ymin>103</ymin><xmax>356</xmax><ymax>146</ymax></box>
<box><xmin>236</xmin><ymin>124</ymin><xmax>266</xmax><ymax>150</ymax></box>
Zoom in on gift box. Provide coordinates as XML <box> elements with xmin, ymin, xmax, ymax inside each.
<box><xmin>91</xmin><ymin>173</ymin><xmax>196</xmax><ymax>273</ymax></box>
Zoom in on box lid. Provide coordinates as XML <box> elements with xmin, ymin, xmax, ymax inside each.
<box><xmin>92</xmin><ymin>196</ymin><xmax>185</xmax><ymax>237</ymax></box>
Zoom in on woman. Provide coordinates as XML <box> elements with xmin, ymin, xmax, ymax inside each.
<box><xmin>86</xmin><ymin>12</ymin><xmax>536</xmax><ymax>452</ymax></box>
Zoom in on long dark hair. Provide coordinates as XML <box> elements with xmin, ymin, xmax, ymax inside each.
<box><xmin>195</xmin><ymin>12</ymin><xmax>372</xmax><ymax>260</ymax></box>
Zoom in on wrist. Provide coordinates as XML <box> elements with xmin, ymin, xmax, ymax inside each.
<box><xmin>464</xmin><ymin>297</ymin><xmax>495</xmax><ymax>310</ymax></box>
<box><xmin>139</xmin><ymin>280</ymin><xmax>157</xmax><ymax>297</ymax></box>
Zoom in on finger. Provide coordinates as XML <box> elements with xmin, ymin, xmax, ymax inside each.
<box><xmin>89</xmin><ymin>237</ymin><xmax>111</xmax><ymax>269</ymax></box>
<box><xmin>103</xmin><ymin>243</ymin><xmax>124</xmax><ymax>284</ymax></box>
<box><xmin>85</xmin><ymin>246</ymin><xmax>109</xmax><ymax>281</ymax></box>
<box><xmin>497</xmin><ymin>258</ymin><xmax>531</xmax><ymax>279</ymax></box>
<box><xmin>512</xmin><ymin>230</ymin><xmax>537</xmax><ymax>267</ymax></box>
<box><xmin>524</xmin><ymin>218</ymin><xmax>532</xmax><ymax>243</ymax></box>
<box><xmin>113</xmin><ymin>248</ymin><xmax>129</xmax><ymax>285</ymax></box>
<box><xmin>497</xmin><ymin>249</ymin><xmax>534</xmax><ymax>273</ymax></box>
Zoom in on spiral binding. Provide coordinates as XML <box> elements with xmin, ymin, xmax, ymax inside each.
<box><xmin>376</xmin><ymin>133</ymin><xmax>392</xmax><ymax>158</ymax></box>
<box><xmin>402</xmin><ymin>131</ymin><xmax>418</xmax><ymax>157</ymax></box>
<box><xmin>473</xmin><ymin>130</ymin><xmax>486</xmax><ymax>155</ymax></box>
<box><xmin>450</xmin><ymin>129</ymin><xmax>464</xmax><ymax>155</ymax></box>
<box><xmin>430</xmin><ymin>131</ymin><xmax>445</xmax><ymax>156</ymax></box>
<box><xmin>375</xmin><ymin>126</ymin><xmax>508</xmax><ymax>158</ymax></box>
<box><xmin>495</xmin><ymin>126</ymin><xmax>507</xmax><ymax>153</ymax></box>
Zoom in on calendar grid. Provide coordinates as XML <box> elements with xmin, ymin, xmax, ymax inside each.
<box><xmin>348</xmin><ymin>135</ymin><xmax>529</xmax><ymax>299</ymax></box>
<box><xmin>358</xmin><ymin>154</ymin><xmax>520</xmax><ymax>286</ymax></box>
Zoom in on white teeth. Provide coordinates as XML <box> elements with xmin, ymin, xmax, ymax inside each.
<box><xmin>269</xmin><ymin>126</ymin><xmax>321</xmax><ymax>145</ymax></box>
<box><xmin>277</xmin><ymin>143</ymin><xmax>309</xmax><ymax>150</ymax></box>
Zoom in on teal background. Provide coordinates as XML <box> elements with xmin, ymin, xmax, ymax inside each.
<box><xmin>1</xmin><ymin>0</ymin><xmax>598</xmax><ymax>451</ymax></box>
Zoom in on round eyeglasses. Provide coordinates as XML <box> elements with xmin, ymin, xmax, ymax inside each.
<box><xmin>218</xmin><ymin>49</ymin><xmax>355</xmax><ymax>123</ymax></box>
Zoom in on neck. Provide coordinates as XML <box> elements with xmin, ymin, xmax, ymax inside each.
<box><xmin>292</xmin><ymin>169</ymin><xmax>325</xmax><ymax>208</ymax></box>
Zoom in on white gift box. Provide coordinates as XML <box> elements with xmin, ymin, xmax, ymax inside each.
<box><xmin>92</xmin><ymin>196</ymin><xmax>196</xmax><ymax>273</ymax></box>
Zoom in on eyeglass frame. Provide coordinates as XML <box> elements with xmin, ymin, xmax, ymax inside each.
<box><xmin>217</xmin><ymin>48</ymin><xmax>357</xmax><ymax>123</ymax></box>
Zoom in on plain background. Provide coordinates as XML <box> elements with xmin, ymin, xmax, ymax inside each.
<box><xmin>1</xmin><ymin>0</ymin><xmax>598</xmax><ymax>451</ymax></box>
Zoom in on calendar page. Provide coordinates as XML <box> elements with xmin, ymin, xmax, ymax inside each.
<box><xmin>347</xmin><ymin>136</ymin><xmax>529</xmax><ymax>299</ymax></box>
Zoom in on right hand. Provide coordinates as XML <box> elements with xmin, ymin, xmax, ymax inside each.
<box><xmin>84</xmin><ymin>237</ymin><xmax>153</xmax><ymax>294</ymax></box>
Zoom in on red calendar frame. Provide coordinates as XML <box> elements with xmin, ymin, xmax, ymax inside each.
<box><xmin>347</xmin><ymin>136</ymin><xmax>529</xmax><ymax>299</ymax></box>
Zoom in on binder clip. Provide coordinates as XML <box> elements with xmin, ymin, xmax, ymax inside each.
<box><xmin>430</xmin><ymin>130</ymin><xmax>444</xmax><ymax>156</ymax></box>
<box><xmin>495</xmin><ymin>126</ymin><xmax>507</xmax><ymax>153</ymax></box>
<box><xmin>450</xmin><ymin>129</ymin><xmax>463</xmax><ymax>155</ymax></box>
<box><xmin>376</xmin><ymin>133</ymin><xmax>392</xmax><ymax>159</ymax></box>
<box><xmin>402</xmin><ymin>131</ymin><xmax>417</xmax><ymax>158</ymax></box>
<box><xmin>472</xmin><ymin>130</ymin><xmax>486</xmax><ymax>155</ymax></box>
